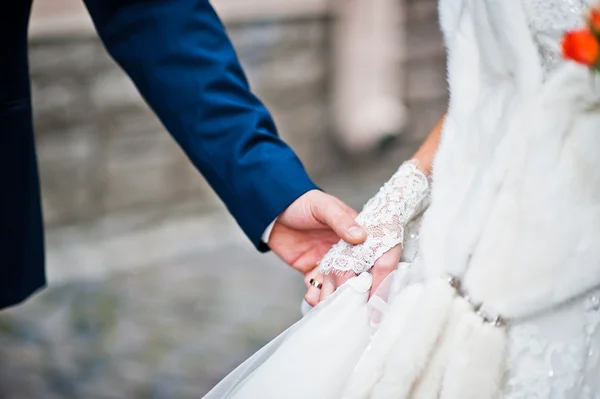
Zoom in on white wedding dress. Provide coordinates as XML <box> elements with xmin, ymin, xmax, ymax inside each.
<box><xmin>204</xmin><ymin>0</ymin><xmax>600</xmax><ymax>397</ymax></box>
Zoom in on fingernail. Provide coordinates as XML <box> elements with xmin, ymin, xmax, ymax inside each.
<box><xmin>348</xmin><ymin>226</ymin><xmax>365</xmax><ymax>239</ymax></box>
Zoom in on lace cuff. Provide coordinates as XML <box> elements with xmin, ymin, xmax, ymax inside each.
<box><xmin>318</xmin><ymin>160</ymin><xmax>430</xmax><ymax>275</ymax></box>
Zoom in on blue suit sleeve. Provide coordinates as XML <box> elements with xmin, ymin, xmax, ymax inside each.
<box><xmin>83</xmin><ymin>0</ymin><xmax>319</xmax><ymax>250</ymax></box>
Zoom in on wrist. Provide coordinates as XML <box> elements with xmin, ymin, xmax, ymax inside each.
<box><xmin>318</xmin><ymin>160</ymin><xmax>430</xmax><ymax>275</ymax></box>
<box><xmin>252</xmin><ymin>172</ymin><xmax>319</xmax><ymax>253</ymax></box>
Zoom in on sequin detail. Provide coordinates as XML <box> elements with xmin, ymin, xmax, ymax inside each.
<box><xmin>523</xmin><ymin>0</ymin><xmax>592</xmax><ymax>75</ymax></box>
<box><xmin>503</xmin><ymin>291</ymin><xmax>600</xmax><ymax>398</ymax></box>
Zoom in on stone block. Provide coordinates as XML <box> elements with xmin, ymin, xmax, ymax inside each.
<box><xmin>406</xmin><ymin>16</ymin><xmax>445</xmax><ymax>61</ymax></box>
<box><xmin>101</xmin><ymin>135</ymin><xmax>191</xmax><ymax>212</ymax></box>
<box><xmin>405</xmin><ymin>56</ymin><xmax>448</xmax><ymax>103</ymax></box>
<box><xmin>405</xmin><ymin>97</ymin><xmax>448</xmax><ymax>144</ymax></box>
<box><xmin>407</xmin><ymin>0</ymin><xmax>440</xmax><ymax>23</ymax></box>
<box><xmin>101</xmin><ymin>162</ymin><xmax>173</xmax><ymax>211</ymax></box>
<box><xmin>29</xmin><ymin>38</ymin><xmax>114</xmax><ymax>78</ymax></box>
<box><xmin>104</xmin><ymin>129</ymin><xmax>176</xmax><ymax>170</ymax></box>
<box><xmin>102</xmin><ymin>108</ymin><xmax>166</xmax><ymax>140</ymax></box>
<box><xmin>90</xmin><ymin>69</ymin><xmax>143</xmax><ymax>111</ymax></box>
<box><xmin>31</xmin><ymin>76</ymin><xmax>87</xmax><ymax>128</ymax></box>
<box><xmin>36</xmin><ymin>126</ymin><xmax>103</xmax><ymax>226</ymax></box>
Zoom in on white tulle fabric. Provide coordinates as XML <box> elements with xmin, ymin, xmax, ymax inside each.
<box><xmin>318</xmin><ymin>160</ymin><xmax>430</xmax><ymax>275</ymax></box>
<box><xmin>202</xmin><ymin>273</ymin><xmax>374</xmax><ymax>399</ymax></box>
<box><xmin>203</xmin><ymin>251</ymin><xmax>600</xmax><ymax>398</ymax></box>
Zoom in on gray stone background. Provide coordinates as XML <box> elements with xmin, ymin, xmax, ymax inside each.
<box><xmin>0</xmin><ymin>0</ymin><xmax>447</xmax><ymax>397</ymax></box>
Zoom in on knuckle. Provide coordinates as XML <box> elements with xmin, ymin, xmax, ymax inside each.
<box><xmin>298</xmin><ymin>264</ymin><xmax>314</xmax><ymax>275</ymax></box>
<box><xmin>373</xmin><ymin>260</ymin><xmax>396</xmax><ymax>272</ymax></box>
<box><xmin>374</xmin><ymin>252</ymin><xmax>400</xmax><ymax>271</ymax></box>
<box><xmin>335</xmin><ymin>215</ymin><xmax>350</xmax><ymax>229</ymax></box>
<box><xmin>312</xmin><ymin>199</ymin><xmax>323</xmax><ymax>213</ymax></box>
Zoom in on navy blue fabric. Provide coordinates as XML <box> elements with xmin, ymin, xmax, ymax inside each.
<box><xmin>0</xmin><ymin>0</ymin><xmax>46</xmax><ymax>310</ymax></box>
<box><xmin>0</xmin><ymin>0</ymin><xmax>317</xmax><ymax>309</ymax></box>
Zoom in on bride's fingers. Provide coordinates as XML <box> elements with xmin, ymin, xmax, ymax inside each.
<box><xmin>319</xmin><ymin>277</ymin><xmax>335</xmax><ymax>303</ymax></box>
<box><xmin>369</xmin><ymin>244</ymin><xmax>402</xmax><ymax>298</ymax></box>
<box><xmin>306</xmin><ymin>269</ymin><xmax>358</xmax><ymax>305</ymax></box>
<box><xmin>304</xmin><ymin>269</ymin><xmax>324</xmax><ymax>306</ymax></box>
<box><xmin>330</xmin><ymin>270</ymin><xmax>356</xmax><ymax>290</ymax></box>
<box><xmin>316</xmin><ymin>270</ymin><xmax>357</xmax><ymax>304</ymax></box>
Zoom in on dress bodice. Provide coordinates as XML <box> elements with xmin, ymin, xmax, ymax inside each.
<box><xmin>422</xmin><ymin>0</ymin><xmax>600</xmax><ymax>396</ymax></box>
<box><xmin>523</xmin><ymin>0</ymin><xmax>592</xmax><ymax>75</ymax></box>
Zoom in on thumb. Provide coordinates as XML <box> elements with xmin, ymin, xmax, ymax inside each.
<box><xmin>312</xmin><ymin>194</ymin><xmax>366</xmax><ymax>244</ymax></box>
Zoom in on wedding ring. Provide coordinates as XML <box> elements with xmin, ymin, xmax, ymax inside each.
<box><xmin>309</xmin><ymin>278</ymin><xmax>323</xmax><ymax>289</ymax></box>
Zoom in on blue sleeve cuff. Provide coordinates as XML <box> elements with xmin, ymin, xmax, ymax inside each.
<box><xmin>236</xmin><ymin>165</ymin><xmax>319</xmax><ymax>252</ymax></box>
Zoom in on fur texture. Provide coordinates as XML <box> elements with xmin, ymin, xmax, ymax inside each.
<box><xmin>400</xmin><ymin>0</ymin><xmax>600</xmax><ymax>395</ymax></box>
<box><xmin>439</xmin><ymin>313</ymin><xmax>506</xmax><ymax>399</ymax></box>
<box><xmin>371</xmin><ymin>281</ymin><xmax>455</xmax><ymax>399</ymax></box>
<box><xmin>410</xmin><ymin>298</ymin><xmax>471</xmax><ymax>399</ymax></box>
<box><xmin>421</xmin><ymin>0</ymin><xmax>600</xmax><ymax>319</ymax></box>
<box><xmin>342</xmin><ymin>284</ymin><xmax>424</xmax><ymax>399</ymax></box>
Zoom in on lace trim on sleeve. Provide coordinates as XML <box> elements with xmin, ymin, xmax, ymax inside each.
<box><xmin>318</xmin><ymin>160</ymin><xmax>430</xmax><ymax>275</ymax></box>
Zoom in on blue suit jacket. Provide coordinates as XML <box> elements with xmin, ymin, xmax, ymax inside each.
<box><xmin>0</xmin><ymin>0</ymin><xmax>318</xmax><ymax>309</ymax></box>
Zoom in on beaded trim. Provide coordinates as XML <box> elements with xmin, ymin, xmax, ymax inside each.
<box><xmin>446</xmin><ymin>275</ymin><xmax>506</xmax><ymax>327</ymax></box>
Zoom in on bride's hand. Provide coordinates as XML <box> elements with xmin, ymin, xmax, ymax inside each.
<box><xmin>304</xmin><ymin>116</ymin><xmax>443</xmax><ymax>308</ymax></box>
<box><xmin>304</xmin><ymin>244</ymin><xmax>402</xmax><ymax>306</ymax></box>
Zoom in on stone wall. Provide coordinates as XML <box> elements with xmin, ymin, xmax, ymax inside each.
<box><xmin>31</xmin><ymin>0</ymin><xmax>446</xmax><ymax>231</ymax></box>
<box><xmin>404</xmin><ymin>0</ymin><xmax>447</xmax><ymax>140</ymax></box>
<box><xmin>0</xmin><ymin>1</ymin><xmax>448</xmax><ymax>398</ymax></box>
<box><xmin>31</xmin><ymin>19</ymin><xmax>330</xmax><ymax>229</ymax></box>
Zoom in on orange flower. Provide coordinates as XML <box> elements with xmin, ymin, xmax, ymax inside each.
<box><xmin>588</xmin><ymin>7</ymin><xmax>600</xmax><ymax>33</ymax></box>
<box><xmin>562</xmin><ymin>29</ymin><xmax>600</xmax><ymax>67</ymax></box>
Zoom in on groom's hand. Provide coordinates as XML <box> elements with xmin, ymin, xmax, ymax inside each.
<box><xmin>267</xmin><ymin>190</ymin><xmax>367</xmax><ymax>275</ymax></box>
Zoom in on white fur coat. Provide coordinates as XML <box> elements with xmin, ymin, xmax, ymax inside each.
<box><xmin>422</xmin><ymin>0</ymin><xmax>600</xmax><ymax>319</ymax></box>
<box><xmin>381</xmin><ymin>0</ymin><xmax>600</xmax><ymax>396</ymax></box>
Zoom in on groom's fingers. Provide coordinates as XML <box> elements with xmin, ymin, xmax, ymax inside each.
<box><xmin>311</xmin><ymin>194</ymin><xmax>366</xmax><ymax>245</ymax></box>
<box><xmin>369</xmin><ymin>245</ymin><xmax>402</xmax><ymax>298</ymax></box>
<box><xmin>304</xmin><ymin>269</ymin><xmax>323</xmax><ymax>306</ymax></box>
<box><xmin>334</xmin><ymin>198</ymin><xmax>360</xmax><ymax>219</ymax></box>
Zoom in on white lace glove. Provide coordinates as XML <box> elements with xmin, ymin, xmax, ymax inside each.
<box><xmin>318</xmin><ymin>160</ymin><xmax>430</xmax><ymax>275</ymax></box>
